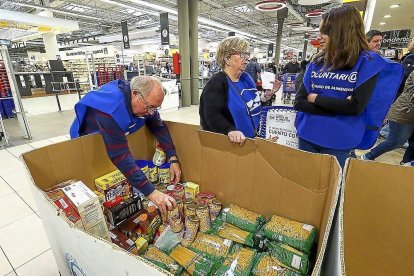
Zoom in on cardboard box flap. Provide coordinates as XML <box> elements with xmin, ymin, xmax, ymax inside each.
<box><xmin>342</xmin><ymin>159</ymin><xmax>414</xmax><ymax>275</ymax></box>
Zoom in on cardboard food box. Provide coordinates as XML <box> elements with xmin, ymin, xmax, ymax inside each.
<box><xmin>110</xmin><ymin>228</ymin><xmax>138</xmax><ymax>255</ymax></box>
<box><xmin>321</xmin><ymin>159</ymin><xmax>414</xmax><ymax>276</ymax></box>
<box><xmin>62</xmin><ymin>181</ymin><xmax>110</xmax><ymax>241</ymax></box>
<box><xmin>53</xmin><ymin>196</ymin><xmax>83</xmax><ymax>229</ymax></box>
<box><xmin>106</xmin><ymin>194</ymin><xmax>143</xmax><ymax>225</ymax></box>
<box><xmin>95</xmin><ymin>170</ymin><xmax>132</xmax><ymax>202</ymax></box>
<box><xmin>22</xmin><ymin>122</ymin><xmax>341</xmax><ymax>276</ymax></box>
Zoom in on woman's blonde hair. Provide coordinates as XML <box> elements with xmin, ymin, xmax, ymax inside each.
<box><xmin>216</xmin><ymin>37</ymin><xmax>250</xmax><ymax>68</ymax></box>
<box><xmin>314</xmin><ymin>4</ymin><xmax>369</xmax><ymax>70</ymax></box>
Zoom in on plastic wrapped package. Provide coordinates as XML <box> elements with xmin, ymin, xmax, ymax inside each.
<box><xmin>213</xmin><ymin>245</ymin><xmax>256</xmax><ymax>276</ymax></box>
<box><xmin>209</xmin><ymin>219</ymin><xmax>255</xmax><ymax>247</ymax></box>
<box><xmin>142</xmin><ymin>246</ymin><xmax>183</xmax><ymax>276</ymax></box>
<box><xmin>189</xmin><ymin>233</ymin><xmax>233</xmax><ymax>261</ymax></box>
<box><xmin>252</xmin><ymin>253</ymin><xmax>303</xmax><ymax>276</ymax></box>
<box><xmin>267</xmin><ymin>240</ymin><xmax>310</xmax><ymax>274</ymax></box>
<box><xmin>263</xmin><ymin>215</ymin><xmax>317</xmax><ymax>254</ymax></box>
<box><xmin>222</xmin><ymin>204</ymin><xmax>266</xmax><ymax>233</ymax></box>
<box><xmin>169</xmin><ymin>244</ymin><xmax>216</xmax><ymax>276</ymax></box>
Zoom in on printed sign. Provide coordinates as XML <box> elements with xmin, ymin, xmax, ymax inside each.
<box><xmin>259</xmin><ymin>107</ymin><xmax>298</xmax><ymax>149</ymax></box>
<box><xmin>268</xmin><ymin>43</ymin><xmax>274</xmax><ymax>57</ymax></box>
<box><xmin>381</xmin><ymin>29</ymin><xmax>411</xmax><ymax>48</ymax></box>
<box><xmin>121</xmin><ymin>20</ymin><xmax>130</xmax><ymax>49</ymax></box>
<box><xmin>160</xmin><ymin>13</ymin><xmax>170</xmax><ymax>46</ymax></box>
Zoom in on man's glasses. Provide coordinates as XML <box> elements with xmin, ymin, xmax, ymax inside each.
<box><xmin>138</xmin><ymin>91</ymin><xmax>161</xmax><ymax>114</ymax></box>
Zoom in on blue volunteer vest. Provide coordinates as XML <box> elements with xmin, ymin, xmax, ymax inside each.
<box><xmin>70</xmin><ymin>80</ymin><xmax>146</xmax><ymax>138</ymax></box>
<box><xmin>227</xmin><ymin>72</ymin><xmax>261</xmax><ymax>138</ymax></box>
<box><xmin>296</xmin><ymin>51</ymin><xmax>403</xmax><ymax>150</ymax></box>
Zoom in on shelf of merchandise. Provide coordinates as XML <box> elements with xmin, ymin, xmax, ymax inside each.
<box><xmin>64</xmin><ymin>56</ymin><xmax>117</xmax><ymax>83</ymax></box>
<box><xmin>0</xmin><ymin>62</ymin><xmax>11</xmax><ymax>98</ymax></box>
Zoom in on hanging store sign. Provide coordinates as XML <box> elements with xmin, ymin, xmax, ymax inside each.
<box><xmin>267</xmin><ymin>43</ymin><xmax>274</xmax><ymax>57</ymax></box>
<box><xmin>121</xmin><ymin>20</ymin><xmax>130</xmax><ymax>49</ymax></box>
<box><xmin>160</xmin><ymin>13</ymin><xmax>170</xmax><ymax>46</ymax></box>
<box><xmin>381</xmin><ymin>29</ymin><xmax>411</xmax><ymax>48</ymax></box>
<box><xmin>60</xmin><ymin>45</ymin><xmax>115</xmax><ymax>60</ymax></box>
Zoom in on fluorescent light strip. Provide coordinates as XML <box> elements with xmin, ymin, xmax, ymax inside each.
<box><xmin>99</xmin><ymin>0</ymin><xmax>159</xmax><ymax>16</ymax></box>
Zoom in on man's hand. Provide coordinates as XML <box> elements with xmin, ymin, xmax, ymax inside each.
<box><xmin>148</xmin><ymin>190</ymin><xmax>176</xmax><ymax>223</ymax></box>
<box><xmin>170</xmin><ymin>163</ymin><xmax>181</xmax><ymax>184</ymax></box>
<box><xmin>271</xmin><ymin>79</ymin><xmax>282</xmax><ymax>93</ymax></box>
<box><xmin>307</xmin><ymin>93</ymin><xmax>318</xmax><ymax>103</ymax></box>
<box><xmin>228</xmin><ymin>130</ymin><xmax>246</xmax><ymax>145</ymax></box>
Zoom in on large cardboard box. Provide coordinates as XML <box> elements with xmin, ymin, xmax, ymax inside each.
<box><xmin>22</xmin><ymin>122</ymin><xmax>341</xmax><ymax>276</ymax></box>
<box><xmin>322</xmin><ymin>159</ymin><xmax>414</xmax><ymax>275</ymax></box>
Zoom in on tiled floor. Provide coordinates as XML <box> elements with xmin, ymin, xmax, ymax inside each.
<box><xmin>0</xmin><ymin>91</ymin><xmax>403</xmax><ymax>275</ymax></box>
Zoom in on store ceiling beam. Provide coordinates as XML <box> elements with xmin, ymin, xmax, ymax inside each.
<box><xmin>0</xmin><ymin>8</ymin><xmax>79</xmax><ymax>33</ymax></box>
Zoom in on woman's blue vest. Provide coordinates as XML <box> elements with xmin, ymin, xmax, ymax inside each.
<box><xmin>296</xmin><ymin>51</ymin><xmax>403</xmax><ymax>150</ymax></box>
<box><xmin>227</xmin><ymin>72</ymin><xmax>261</xmax><ymax>138</ymax></box>
<box><xmin>70</xmin><ymin>80</ymin><xmax>146</xmax><ymax>138</ymax></box>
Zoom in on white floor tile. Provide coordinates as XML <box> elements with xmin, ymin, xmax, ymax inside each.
<box><xmin>48</xmin><ymin>135</ymin><xmax>70</xmax><ymax>144</ymax></box>
<box><xmin>0</xmin><ymin>193</ymin><xmax>33</xmax><ymax>229</ymax></box>
<box><xmin>5</xmin><ymin>145</ymin><xmax>34</xmax><ymax>160</ymax></box>
<box><xmin>5</xmin><ymin>272</ymin><xmax>17</xmax><ymax>276</ymax></box>
<box><xmin>0</xmin><ymin>177</ymin><xmax>14</xmax><ymax>199</ymax></box>
<box><xmin>28</xmin><ymin>139</ymin><xmax>54</xmax><ymax>149</ymax></box>
<box><xmin>1</xmin><ymin>171</ymin><xmax>31</xmax><ymax>191</ymax></box>
<box><xmin>0</xmin><ymin>248</ymin><xmax>13</xmax><ymax>275</ymax></box>
<box><xmin>15</xmin><ymin>250</ymin><xmax>59</xmax><ymax>276</ymax></box>
<box><xmin>16</xmin><ymin>186</ymin><xmax>38</xmax><ymax>212</ymax></box>
<box><xmin>0</xmin><ymin>214</ymin><xmax>50</xmax><ymax>269</ymax></box>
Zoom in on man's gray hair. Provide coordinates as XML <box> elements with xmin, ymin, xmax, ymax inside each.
<box><xmin>130</xmin><ymin>76</ymin><xmax>162</xmax><ymax>97</ymax></box>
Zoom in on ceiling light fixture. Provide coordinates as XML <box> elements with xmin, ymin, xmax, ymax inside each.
<box><xmin>254</xmin><ymin>0</ymin><xmax>287</xmax><ymax>11</ymax></box>
<box><xmin>305</xmin><ymin>9</ymin><xmax>324</xmax><ymax>18</ymax></box>
<box><xmin>383</xmin><ymin>15</ymin><xmax>392</xmax><ymax>18</ymax></box>
<box><xmin>379</xmin><ymin>22</ymin><xmax>386</xmax><ymax>25</ymax></box>
<box><xmin>389</xmin><ymin>4</ymin><xmax>401</xmax><ymax>8</ymax></box>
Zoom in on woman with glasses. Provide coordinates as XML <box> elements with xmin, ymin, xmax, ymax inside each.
<box><xmin>293</xmin><ymin>5</ymin><xmax>403</xmax><ymax>168</ymax></box>
<box><xmin>199</xmin><ymin>36</ymin><xmax>281</xmax><ymax>144</ymax></box>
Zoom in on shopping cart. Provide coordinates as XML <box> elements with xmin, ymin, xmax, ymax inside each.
<box><xmin>282</xmin><ymin>73</ymin><xmax>297</xmax><ymax>105</ymax></box>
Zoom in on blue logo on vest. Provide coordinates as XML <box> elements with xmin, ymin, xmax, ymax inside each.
<box><xmin>65</xmin><ymin>253</ymin><xmax>86</xmax><ymax>276</ymax></box>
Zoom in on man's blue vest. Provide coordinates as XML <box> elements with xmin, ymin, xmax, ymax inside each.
<box><xmin>227</xmin><ymin>72</ymin><xmax>261</xmax><ymax>138</ymax></box>
<box><xmin>70</xmin><ymin>80</ymin><xmax>146</xmax><ymax>138</ymax></box>
<box><xmin>296</xmin><ymin>51</ymin><xmax>403</xmax><ymax>150</ymax></box>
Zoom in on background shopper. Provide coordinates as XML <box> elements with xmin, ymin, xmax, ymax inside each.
<box><xmin>283</xmin><ymin>57</ymin><xmax>300</xmax><ymax>74</ymax></box>
<box><xmin>294</xmin><ymin>5</ymin><xmax>403</xmax><ymax>168</ymax></box>
<box><xmin>199</xmin><ymin>36</ymin><xmax>281</xmax><ymax>144</ymax></box>
<box><xmin>70</xmin><ymin>76</ymin><xmax>180</xmax><ymax>220</ymax></box>
<box><xmin>366</xmin><ymin>29</ymin><xmax>383</xmax><ymax>53</ymax></box>
<box><xmin>361</xmin><ymin>71</ymin><xmax>414</xmax><ymax>164</ymax></box>
<box><xmin>245</xmin><ymin>57</ymin><xmax>261</xmax><ymax>84</ymax></box>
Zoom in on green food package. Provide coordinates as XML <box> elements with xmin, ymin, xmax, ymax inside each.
<box><xmin>209</xmin><ymin>218</ymin><xmax>255</xmax><ymax>247</ymax></box>
<box><xmin>263</xmin><ymin>215</ymin><xmax>317</xmax><ymax>254</ymax></box>
<box><xmin>170</xmin><ymin>244</ymin><xmax>216</xmax><ymax>276</ymax></box>
<box><xmin>213</xmin><ymin>245</ymin><xmax>256</xmax><ymax>276</ymax></box>
<box><xmin>252</xmin><ymin>253</ymin><xmax>304</xmax><ymax>276</ymax></box>
<box><xmin>222</xmin><ymin>204</ymin><xmax>266</xmax><ymax>233</ymax></box>
<box><xmin>143</xmin><ymin>246</ymin><xmax>183</xmax><ymax>276</ymax></box>
<box><xmin>267</xmin><ymin>240</ymin><xmax>310</xmax><ymax>274</ymax></box>
<box><xmin>189</xmin><ymin>233</ymin><xmax>233</xmax><ymax>262</ymax></box>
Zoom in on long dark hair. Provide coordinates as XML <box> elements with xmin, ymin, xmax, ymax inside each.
<box><xmin>314</xmin><ymin>5</ymin><xmax>369</xmax><ymax>70</ymax></box>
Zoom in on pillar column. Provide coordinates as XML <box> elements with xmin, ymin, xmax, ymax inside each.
<box><xmin>43</xmin><ymin>32</ymin><xmax>59</xmax><ymax>60</ymax></box>
<box><xmin>302</xmin><ymin>38</ymin><xmax>308</xmax><ymax>61</ymax></box>
<box><xmin>274</xmin><ymin>8</ymin><xmax>288</xmax><ymax>69</ymax></box>
<box><xmin>189</xmin><ymin>0</ymin><xmax>199</xmax><ymax>105</ymax></box>
<box><xmin>177</xmin><ymin>0</ymin><xmax>191</xmax><ymax>107</ymax></box>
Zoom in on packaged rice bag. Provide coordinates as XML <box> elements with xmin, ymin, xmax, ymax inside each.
<box><xmin>221</xmin><ymin>204</ymin><xmax>266</xmax><ymax>233</ymax></box>
<box><xmin>263</xmin><ymin>215</ymin><xmax>317</xmax><ymax>254</ymax></box>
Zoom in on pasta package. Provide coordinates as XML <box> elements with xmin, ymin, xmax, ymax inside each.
<box><xmin>170</xmin><ymin>244</ymin><xmax>215</xmax><ymax>276</ymax></box>
<box><xmin>189</xmin><ymin>233</ymin><xmax>233</xmax><ymax>261</ymax></box>
<box><xmin>267</xmin><ymin>241</ymin><xmax>310</xmax><ymax>274</ymax></box>
<box><xmin>214</xmin><ymin>245</ymin><xmax>256</xmax><ymax>276</ymax></box>
<box><xmin>209</xmin><ymin>219</ymin><xmax>255</xmax><ymax>247</ymax></box>
<box><xmin>222</xmin><ymin>204</ymin><xmax>266</xmax><ymax>233</ymax></box>
<box><xmin>252</xmin><ymin>253</ymin><xmax>304</xmax><ymax>276</ymax></box>
<box><xmin>263</xmin><ymin>215</ymin><xmax>317</xmax><ymax>254</ymax></box>
<box><xmin>143</xmin><ymin>246</ymin><xmax>183</xmax><ymax>276</ymax></box>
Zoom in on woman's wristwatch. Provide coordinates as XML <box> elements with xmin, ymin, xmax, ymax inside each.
<box><xmin>169</xmin><ymin>156</ymin><xmax>179</xmax><ymax>164</ymax></box>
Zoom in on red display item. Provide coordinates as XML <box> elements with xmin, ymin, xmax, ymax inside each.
<box><xmin>172</xmin><ymin>53</ymin><xmax>180</xmax><ymax>75</ymax></box>
<box><xmin>103</xmin><ymin>195</ymin><xmax>123</xmax><ymax>209</ymax></box>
